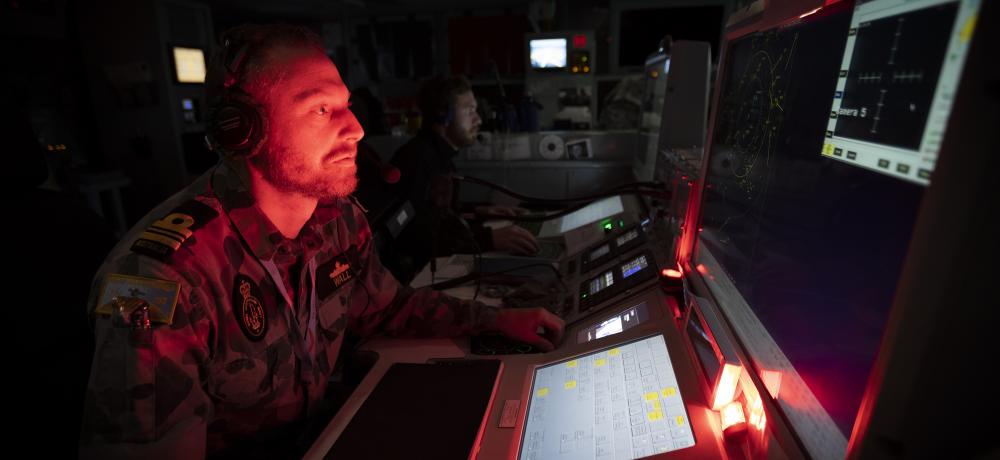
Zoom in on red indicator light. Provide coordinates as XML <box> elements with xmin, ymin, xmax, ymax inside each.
<box><xmin>720</xmin><ymin>401</ymin><xmax>747</xmax><ymax>440</ymax></box>
<box><xmin>662</xmin><ymin>268</ymin><xmax>682</xmax><ymax>278</ymax></box>
<box><xmin>573</xmin><ymin>34</ymin><xmax>586</xmax><ymax>48</ymax></box>
<box><xmin>712</xmin><ymin>363</ymin><xmax>742</xmax><ymax>410</ymax></box>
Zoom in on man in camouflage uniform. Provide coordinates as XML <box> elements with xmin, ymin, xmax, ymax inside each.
<box><xmin>80</xmin><ymin>24</ymin><xmax>564</xmax><ymax>459</ymax></box>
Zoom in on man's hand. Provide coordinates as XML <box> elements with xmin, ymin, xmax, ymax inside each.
<box><xmin>475</xmin><ymin>205</ymin><xmax>528</xmax><ymax>219</ymax></box>
<box><xmin>493</xmin><ymin>308</ymin><xmax>565</xmax><ymax>352</ymax></box>
<box><xmin>492</xmin><ymin>225</ymin><xmax>540</xmax><ymax>255</ymax></box>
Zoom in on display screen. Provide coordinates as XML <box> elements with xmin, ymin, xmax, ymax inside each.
<box><xmin>621</xmin><ymin>255</ymin><xmax>649</xmax><ymax>279</ymax></box>
<box><xmin>172</xmin><ymin>47</ymin><xmax>206</xmax><ymax>83</ymax></box>
<box><xmin>530</xmin><ymin>38</ymin><xmax>568</xmax><ymax>69</ymax></box>
<box><xmin>822</xmin><ymin>0</ymin><xmax>978</xmax><ymax>185</ymax></box>
<box><xmin>587</xmin><ymin>271</ymin><xmax>615</xmax><ymax>296</ymax></box>
<box><xmin>577</xmin><ymin>302</ymin><xmax>651</xmax><ymax>344</ymax></box>
<box><xmin>694</xmin><ymin>0</ymin><xmax>980</xmax><ymax>454</ymax></box>
<box><xmin>561</xmin><ymin>195</ymin><xmax>625</xmax><ymax>233</ymax></box>
<box><xmin>590</xmin><ymin>244</ymin><xmax>611</xmax><ymax>260</ymax></box>
<box><xmin>616</xmin><ymin>229</ymin><xmax>640</xmax><ymax>247</ymax></box>
<box><xmin>519</xmin><ymin>335</ymin><xmax>696</xmax><ymax>459</ymax></box>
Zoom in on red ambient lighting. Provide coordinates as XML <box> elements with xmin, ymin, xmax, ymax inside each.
<box><xmin>799</xmin><ymin>7</ymin><xmax>822</xmax><ymax>19</ymax></box>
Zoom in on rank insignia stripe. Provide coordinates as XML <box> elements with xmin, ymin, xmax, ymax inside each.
<box><xmin>95</xmin><ymin>274</ymin><xmax>181</xmax><ymax>325</ymax></box>
<box><xmin>129</xmin><ymin>200</ymin><xmax>218</xmax><ymax>261</ymax></box>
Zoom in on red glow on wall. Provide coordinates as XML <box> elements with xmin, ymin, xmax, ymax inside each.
<box><xmin>799</xmin><ymin>7</ymin><xmax>822</xmax><ymax>19</ymax></box>
<box><xmin>759</xmin><ymin>369</ymin><xmax>783</xmax><ymax>399</ymax></box>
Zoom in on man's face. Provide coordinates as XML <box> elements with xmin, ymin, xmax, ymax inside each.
<box><xmin>444</xmin><ymin>90</ymin><xmax>481</xmax><ymax>148</ymax></box>
<box><xmin>248</xmin><ymin>48</ymin><xmax>364</xmax><ymax>200</ymax></box>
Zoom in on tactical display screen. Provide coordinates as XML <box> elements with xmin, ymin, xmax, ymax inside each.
<box><xmin>519</xmin><ymin>335</ymin><xmax>696</xmax><ymax>459</ymax></box>
<box><xmin>695</xmin><ymin>0</ymin><xmax>980</xmax><ymax>456</ymax></box>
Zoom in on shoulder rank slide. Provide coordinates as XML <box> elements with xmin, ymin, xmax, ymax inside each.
<box><xmin>94</xmin><ymin>274</ymin><xmax>181</xmax><ymax>326</ymax></box>
<box><xmin>131</xmin><ymin>199</ymin><xmax>218</xmax><ymax>261</ymax></box>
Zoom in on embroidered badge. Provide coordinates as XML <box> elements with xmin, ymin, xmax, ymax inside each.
<box><xmin>233</xmin><ymin>274</ymin><xmax>267</xmax><ymax>341</ymax></box>
<box><xmin>95</xmin><ymin>274</ymin><xmax>181</xmax><ymax>325</ymax></box>
<box><xmin>316</xmin><ymin>247</ymin><xmax>359</xmax><ymax>299</ymax></box>
<box><xmin>131</xmin><ymin>200</ymin><xmax>218</xmax><ymax>261</ymax></box>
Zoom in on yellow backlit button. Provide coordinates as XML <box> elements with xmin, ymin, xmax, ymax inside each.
<box><xmin>594</xmin><ymin>358</ymin><xmax>607</xmax><ymax>367</ymax></box>
<box><xmin>567</xmin><ymin>360</ymin><xmax>578</xmax><ymax>369</ymax></box>
<box><xmin>565</xmin><ymin>380</ymin><xmax>577</xmax><ymax>390</ymax></box>
<box><xmin>645</xmin><ymin>392</ymin><xmax>658</xmax><ymax>402</ymax></box>
<box><xmin>675</xmin><ymin>415</ymin><xmax>687</xmax><ymax>426</ymax></box>
<box><xmin>536</xmin><ymin>387</ymin><xmax>549</xmax><ymax>397</ymax></box>
<box><xmin>661</xmin><ymin>387</ymin><xmax>677</xmax><ymax>398</ymax></box>
<box><xmin>608</xmin><ymin>348</ymin><xmax>620</xmax><ymax>357</ymax></box>
<box><xmin>648</xmin><ymin>411</ymin><xmax>663</xmax><ymax>422</ymax></box>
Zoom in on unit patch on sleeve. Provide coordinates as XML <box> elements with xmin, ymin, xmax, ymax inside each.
<box><xmin>94</xmin><ymin>274</ymin><xmax>181</xmax><ymax>325</ymax></box>
<box><xmin>316</xmin><ymin>246</ymin><xmax>359</xmax><ymax>300</ymax></box>
<box><xmin>131</xmin><ymin>199</ymin><xmax>218</xmax><ymax>261</ymax></box>
<box><xmin>232</xmin><ymin>274</ymin><xmax>268</xmax><ymax>341</ymax></box>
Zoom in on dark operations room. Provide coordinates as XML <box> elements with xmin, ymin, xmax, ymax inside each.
<box><xmin>3</xmin><ymin>0</ymin><xmax>996</xmax><ymax>459</ymax></box>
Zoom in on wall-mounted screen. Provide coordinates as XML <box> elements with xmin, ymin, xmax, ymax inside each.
<box><xmin>530</xmin><ymin>38</ymin><xmax>567</xmax><ymax>69</ymax></box>
<box><xmin>172</xmin><ymin>46</ymin><xmax>206</xmax><ymax>84</ymax></box>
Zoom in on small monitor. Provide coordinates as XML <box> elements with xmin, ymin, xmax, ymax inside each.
<box><xmin>530</xmin><ymin>38</ymin><xmax>568</xmax><ymax>69</ymax></box>
<box><xmin>519</xmin><ymin>334</ymin><xmax>696</xmax><ymax>458</ymax></box>
<box><xmin>620</xmin><ymin>254</ymin><xmax>649</xmax><ymax>279</ymax></box>
<box><xmin>587</xmin><ymin>270</ymin><xmax>615</xmax><ymax>296</ymax></box>
<box><xmin>577</xmin><ymin>301</ymin><xmax>651</xmax><ymax>344</ymax></box>
<box><xmin>559</xmin><ymin>195</ymin><xmax>624</xmax><ymax>233</ymax></box>
<box><xmin>590</xmin><ymin>243</ymin><xmax>611</xmax><ymax>261</ymax></box>
<box><xmin>616</xmin><ymin>228</ymin><xmax>640</xmax><ymax>247</ymax></box>
<box><xmin>172</xmin><ymin>46</ymin><xmax>206</xmax><ymax>84</ymax></box>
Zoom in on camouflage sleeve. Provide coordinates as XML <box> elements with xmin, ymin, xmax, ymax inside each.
<box><xmin>80</xmin><ymin>256</ymin><xmax>214</xmax><ymax>458</ymax></box>
<box><xmin>344</xmin><ymin>203</ymin><xmax>500</xmax><ymax>339</ymax></box>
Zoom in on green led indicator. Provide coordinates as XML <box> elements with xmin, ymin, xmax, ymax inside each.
<box><xmin>603</xmin><ymin>221</ymin><xmax>613</xmax><ymax>231</ymax></box>
<box><xmin>618</xmin><ymin>219</ymin><xmax>625</xmax><ymax>228</ymax></box>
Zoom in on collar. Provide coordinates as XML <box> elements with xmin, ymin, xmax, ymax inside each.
<box><xmin>210</xmin><ymin>162</ymin><xmax>342</xmax><ymax>262</ymax></box>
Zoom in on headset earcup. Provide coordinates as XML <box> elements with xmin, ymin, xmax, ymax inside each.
<box><xmin>444</xmin><ymin>105</ymin><xmax>454</xmax><ymax>126</ymax></box>
<box><xmin>207</xmin><ymin>96</ymin><xmax>265</xmax><ymax>157</ymax></box>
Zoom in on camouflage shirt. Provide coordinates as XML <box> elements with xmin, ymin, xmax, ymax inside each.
<box><xmin>80</xmin><ymin>162</ymin><xmax>499</xmax><ymax>457</ymax></box>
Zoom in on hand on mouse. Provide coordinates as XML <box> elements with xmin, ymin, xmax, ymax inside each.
<box><xmin>491</xmin><ymin>225</ymin><xmax>540</xmax><ymax>255</ymax></box>
<box><xmin>491</xmin><ymin>307</ymin><xmax>565</xmax><ymax>352</ymax></box>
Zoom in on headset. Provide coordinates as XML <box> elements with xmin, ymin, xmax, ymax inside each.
<box><xmin>204</xmin><ymin>38</ymin><xmax>268</xmax><ymax>158</ymax></box>
<box><xmin>439</xmin><ymin>103</ymin><xmax>455</xmax><ymax>126</ymax></box>
<box><xmin>422</xmin><ymin>76</ymin><xmax>458</xmax><ymax>126</ymax></box>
